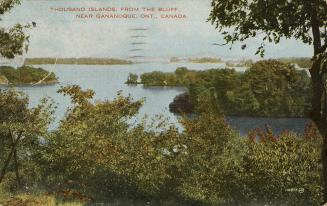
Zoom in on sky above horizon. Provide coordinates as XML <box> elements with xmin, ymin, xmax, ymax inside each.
<box><xmin>1</xmin><ymin>0</ymin><xmax>313</xmax><ymax>60</ymax></box>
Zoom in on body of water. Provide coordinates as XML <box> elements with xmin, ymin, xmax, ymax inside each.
<box><xmin>0</xmin><ymin>62</ymin><xmax>310</xmax><ymax>135</ymax></box>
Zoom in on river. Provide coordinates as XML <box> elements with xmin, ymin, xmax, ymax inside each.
<box><xmin>1</xmin><ymin>62</ymin><xmax>310</xmax><ymax>136</ymax></box>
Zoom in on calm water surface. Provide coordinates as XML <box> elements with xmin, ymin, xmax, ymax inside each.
<box><xmin>1</xmin><ymin>62</ymin><xmax>310</xmax><ymax>136</ymax></box>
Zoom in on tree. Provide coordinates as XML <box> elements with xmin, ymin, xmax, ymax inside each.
<box><xmin>0</xmin><ymin>89</ymin><xmax>53</xmax><ymax>186</ymax></box>
<box><xmin>43</xmin><ymin>86</ymin><xmax>189</xmax><ymax>202</ymax></box>
<box><xmin>125</xmin><ymin>73</ymin><xmax>138</xmax><ymax>84</ymax></box>
<box><xmin>178</xmin><ymin>112</ymin><xmax>241</xmax><ymax>204</ymax></box>
<box><xmin>209</xmin><ymin>0</ymin><xmax>327</xmax><ymax>201</ymax></box>
<box><xmin>0</xmin><ymin>0</ymin><xmax>30</xmax><ymax>59</ymax></box>
<box><xmin>242</xmin><ymin>129</ymin><xmax>322</xmax><ymax>205</ymax></box>
<box><xmin>243</xmin><ymin>60</ymin><xmax>311</xmax><ymax>117</ymax></box>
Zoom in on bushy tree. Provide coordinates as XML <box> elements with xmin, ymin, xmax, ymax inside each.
<box><xmin>125</xmin><ymin>73</ymin><xmax>138</xmax><ymax>84</ymax></box>
<box><xmin>178</xmin><ymin>113</ymin><xmax>241</xmax><ymax>204</ymax></box>
<box><xmin>243</xmin><ymin>60</ymin><xmax>311</xmax><ymax>116</ymax></box>
<box><xmin>177</xmin><ymin>114</ymin><xmax>322</xmax><ymax>205</ymax></box>
<box><xmin>0</xmin><ymin>89</ymin><xmax>53</xmax><ymax>188</ymax></box>
<box><xmin>240</xmin><ymin>127</ymin><xmax>323</xmax><ymax>205</ymax></box>
<box><xmin>42</xmin><ymin>86</ymin><xmax>188</xmax><ymax>202</ymax></box>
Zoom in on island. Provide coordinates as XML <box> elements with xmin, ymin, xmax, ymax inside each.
<box><xmin>24</xmin><ymin>58</ymin><xmax>133</xmax><ymax>65</ymax></box>
<box><xmin>136</xmin><ymin>60</ymin><xmax>312</xmax><ymax>118</ymax></box>
<box><xmin>0</xmin><ymin>66</ymin><xmax>58</xmax><ymax>86</ymax></box>
<box><xmin>125</xmin><ymin>73</ymin><xmax>139</xmax><ymax>84</ymax></box>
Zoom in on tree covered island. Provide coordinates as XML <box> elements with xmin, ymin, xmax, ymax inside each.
<box><xmin>0</xmin><ymin>66</ymin><xmax>58</xmax><ymax>86</ymax></box>
<box><xmin>133</xmin><ymin>60</ymin><xmax>311</xmax><ymax>117</ymax></box>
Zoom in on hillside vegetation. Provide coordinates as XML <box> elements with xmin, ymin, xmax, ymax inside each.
<box><xmin>0</xmin><ymin>86</ymin><xmax>322</xmax><ymax>205</ymax></box>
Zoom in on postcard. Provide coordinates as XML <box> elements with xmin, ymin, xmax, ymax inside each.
<box><xmin>0</xmin><ymin>0</ymin><xmax>326</xmax><ymax>205</ymax></box>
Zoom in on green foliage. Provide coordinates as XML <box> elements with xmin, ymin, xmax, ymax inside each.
<box><xmin>178</xmin><ymin>113</ymin><xmax>241</xmax><ymax>204</ymax></box>
<box><xmin>177</xmin><ymin>116</ymin><xmax>323</xmax><ymax>205</ymax></box>
<box><xmin>240</xmin><ymin>60</ymin><xmax>311</xmax><ymax>117</ymax></box>
<box><xmin>40</xmin><ymin>86</ymin><xmax>192</xmax><ymax>203</ymax></box>
<box><xmin>42</xmin><ymin>87</ymin><xmax>232</xmax><ymax>203</ymax></box>
<box><xmin>141</xmin><ymin>60</ymin><xmax>311</xmax><ymax>117</ymax></box>
<box><xmin>208</xmin><ymin>1</ymin><xmax>327</xmax><ymax>202</ymax></box>
<box><xmin>140</xmin><ymin>67</ymin><xmax>206</xmax><ymax>86</ymax></box>
<box><xmin>240</xmin><ymin>126</ymin><xmax>323</xmax><ymax>205</ymax></box>
<box><xmin>140</xmin><ymin>71</ymin><xmax>177</xmax><ymax>86</ymax></box>
<box><xmin>0</xmin><ymin>66</ymin><xmax>57</xmax><ymax>85</ymax></box>
<box><xmin>125</xmin><ymin>73</ymin><xmax>138</xmax><ymax>84</ymax></box>
<box><xmin>0</xmin><ymin>24</ymin><xmax>29</xmax><ymax>59</ymax></box>
<box><xmin>0</xmin><ymin>89</ymin><xmax>54</xmax><ymax>189</ymax></box>
<box><xmin>0</xmin><ymin>0</ymin><xmax>20</xmax><ymax>15</ymax></box>
<box><xmin>0</xmin><ymin>86</ymin><xmax>323</xmax><ymax>205</ymax></box>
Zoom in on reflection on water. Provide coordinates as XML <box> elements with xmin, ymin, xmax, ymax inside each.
<box><xmin>0</xmin><ymin>62</ymin><xmax>309</xmax><ymax>135</ymax></box>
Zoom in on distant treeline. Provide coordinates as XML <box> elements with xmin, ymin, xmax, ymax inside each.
<box><xmin>188</xmin><ymin>57</ymin><xmax>222</xmax><ymax>63</ymax></box>
<box><xmin>168</xmin><ymin>57</ymin><xmax>312</xmax><ymax>69</ymax></box>
<box><xmin>24</xmin><ymin>58</ymin><xmax>133</xmax><ymax>65</ymax></box>
<box><xmin>169</xmin><ymin>57</ymin><xmax>223</xmax><ymax>63</ymax></box>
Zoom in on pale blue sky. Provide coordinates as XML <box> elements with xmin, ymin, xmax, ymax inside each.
<box><xmin>2</xmin><ymin>0</ymin><xmax>313</xmax><ymax>60</ymax></box>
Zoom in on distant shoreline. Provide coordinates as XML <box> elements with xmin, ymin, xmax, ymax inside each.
<box><xmin>24</xmin><ymin>58</ymin><xmax>133</xmax><ymax>65</ymax></box>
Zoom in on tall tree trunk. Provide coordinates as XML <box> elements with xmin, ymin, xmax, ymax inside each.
<box><xmin>0</xmin><ymin>132</ymin><xmax>22</xmax><ymax>184</ymax></box>
<box><xmin>310</xmin><ymin>55</ymin><xmax>327</xmax><ymax>202</ymax></box>
<box><xmin>11</xmin><ymin>130</ymin><xmax>22</xmax><ymax>187</ymax></box>
<box><xmin>322</xmin><ymin>131</ymin><xmax>327</xmax><ymax>202</ymax></box>
<box><xmin>0</xmin><ymin>144</ymin><xmax>16</xmax><ymax>183</ymax></box>
<box><xmin>13</xmin><ymin>148</ymin><xmax>21</xmax><ymax>187</ymax></box>
<box><xmin>310</xmin><ymin>0</ymin><xmax>327</xmax><ymax>201</ymax></box>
